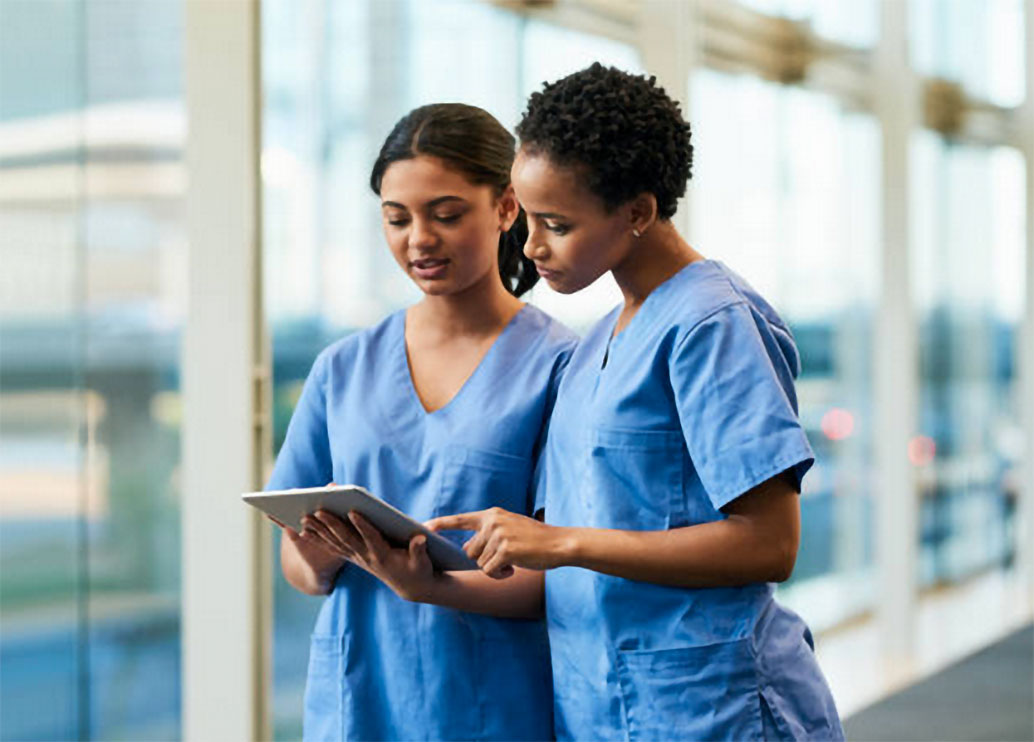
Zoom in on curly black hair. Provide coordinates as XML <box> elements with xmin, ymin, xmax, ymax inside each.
<box><xmin>515</xmin><ymin>63</ymin><xmax>693</xmax><ymax>221</ymax></box>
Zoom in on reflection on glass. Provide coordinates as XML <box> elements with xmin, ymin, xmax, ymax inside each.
<box><xmin>691</xmin><ymin>68</ymin><xmax>879</xmax><ymax>629</ymax></box>
<box><xmin>0</xmin><ymin>1</ymin><xmax>185</xmax><ymax>739</ymax></box>
<box><xmin>262</xmin><ymin>1</ymin><xmax>639</xmax><ymax>736</ymax></box>
<box><xmin>911</xmin><ymin>133</ymin><xmax>1025</xmax><ymax>586</ymax></box>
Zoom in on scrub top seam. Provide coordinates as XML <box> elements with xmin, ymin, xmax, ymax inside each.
<box><xmin>670</xmin><ymin>296</ymin><xmax>750</xmax><ymax>355</ymax></box>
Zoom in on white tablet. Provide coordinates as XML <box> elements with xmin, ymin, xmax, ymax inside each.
<box><xmin>242</xmin><ymin>484</ymin><xmax>478</xmax><ymax>572</ymax></box>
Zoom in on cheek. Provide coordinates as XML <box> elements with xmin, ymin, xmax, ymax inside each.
<box><xmin>554</xmin><ymin>236</ymin><xmax>601</xmax><ymax>270</ymax></box>
<box><xmin>455</xmin><ymin>221</ymin><xmax>500</xmax><ymax>265</ymax></box>
<box><xmin>383</xmin><ymin>228</ymin><xmax>409</xmax><ymax>262</ymax></box>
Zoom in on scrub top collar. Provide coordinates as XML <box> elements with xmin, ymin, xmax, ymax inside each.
<box><xmin>604</xmin><ymin>257</ymin><xmax>718</xmax><ymax>364</ymax></box>
<box><xmin>396</xmin><ymin>303</ymin><xmax>531</xmax><ymax>417</ymax></box>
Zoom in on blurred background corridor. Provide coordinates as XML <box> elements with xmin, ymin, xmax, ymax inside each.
<box><xmin>1</xmin><ymin>0</ymin><xmax>1031</xmax><ymax>739</ymax></box>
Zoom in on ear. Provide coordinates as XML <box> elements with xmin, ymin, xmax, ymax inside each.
<box><xmin>628</xmin><ymin>192</ymin><xmax>658</xmax><ymax>237</ymax></box>
<box><xmin>497</xmin><ymin>184</ymin><xmax>520</xmax><ymax>232</ymax></box>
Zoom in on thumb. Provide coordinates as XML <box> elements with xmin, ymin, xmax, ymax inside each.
<box><xmin>409</xmin><ymin>534</ymin><xmax>428</xmax><ymax>562</ymax></box>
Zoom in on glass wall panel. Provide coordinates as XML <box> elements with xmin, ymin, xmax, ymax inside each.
<box><xmin>911</xmin><ymin>0</ymin><xmax>1025</xmax><ymax>107</ymax></box>
<box><xmin>736</xmin><ymin>0</ymin><xmax>879</xmax><ymax>48</ymax></box>
<box><xmin>0</xmin><ymin>1</ymin><xmax>185</xmax><ymax>739</ymax></box>
<box><xmin>262</xmin><ymin>1</ymin><xmax>639</xmax><ymax>736</ymax></box>
<box><xmin>690</xmin><ymin>69</ymin><xmax>880</xmax><ymax>629</ymax></box>
<box><xmin>911</xmin><ymin>133</ymin><xmax>1026</xmax><ymax>586</ymax></box>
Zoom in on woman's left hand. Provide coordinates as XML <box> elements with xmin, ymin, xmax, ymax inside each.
<box><xmin>425</xmin><ymin>507</ymin><xmax>572</xmax><ymax>578</ymax></box>
<box><xmin>301</xmin><ymin>510</ymin><xmax>435</xmax><ymax>601</ymax></box>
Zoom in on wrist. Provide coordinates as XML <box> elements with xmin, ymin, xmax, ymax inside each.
<box><xmin>398</xmin><ymin>572</ymin><xmax>443</xmax><ymax>604</ymax></box>
<box><xmin>551</xmin><ymin>527</ymin><xmax>581</xmax><ymax>569</ymax></box>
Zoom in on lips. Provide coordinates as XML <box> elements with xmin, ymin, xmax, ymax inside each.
<box><xmin>411</xmin><ymin>257</ymin><xmax>450</xmax><ymax>279</ymax></box>
<box><xmin>535</xmin><ymin>264</ymin><xmax>560</xmax><ymax>281</ymax></box>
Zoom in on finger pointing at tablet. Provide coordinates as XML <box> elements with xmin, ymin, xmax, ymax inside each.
<box><xmin>426</xmin><ymin>508</ymin><xmax>573</xmax><ymax>577</ymax></box>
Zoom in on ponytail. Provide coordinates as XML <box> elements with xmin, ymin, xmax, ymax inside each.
<box><xmin>498</xmin><ymin>206</ymin><xmax>538</xmax><ymax>297</ymax></box>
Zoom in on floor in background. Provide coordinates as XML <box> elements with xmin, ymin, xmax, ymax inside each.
<box><xmin>815</xmin><ymin>569</ymin><xmax>1032</xmax><ymax>718</ymax></box>
<box><xmin>843</xmin><ymin>624</ymin><xmax>1033</xmax><ymax>741</ymax></box>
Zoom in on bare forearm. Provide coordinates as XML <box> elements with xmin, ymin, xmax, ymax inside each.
<box><xmin>558</xmin><ymin>516</ymin><xmax>796</xmax><ymax>587</ymax></box>
<box><xmin>419</xmin><ymin>567</ymin><xmax>544</xmax><ymax>619</ymax></box>
<box><xmin>280</xmin><ymin>536</ymin><xmax>346</xmax><ymax>596</ymax></box>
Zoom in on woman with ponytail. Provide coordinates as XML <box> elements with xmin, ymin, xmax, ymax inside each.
<box><xmin>266</xmin><ymin>103</ymin><xmax>576</xmax><ymax>741</ymax></box>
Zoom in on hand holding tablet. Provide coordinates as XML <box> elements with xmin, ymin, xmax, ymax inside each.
<box><xmin>242</xmin><ymin>484</ymin><xmax>479</xmax><ymax>571</ymax></box>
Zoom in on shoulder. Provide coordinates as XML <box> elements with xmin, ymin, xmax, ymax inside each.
<box><xmin>518</xmin><ymin>304</ymin><xmax>580</xmax><ymax>357</ymax></box>
<box><xmin>312</xmin><ymin>310</ymin><xmax>403</xmax><ymax>379</ymax></box>
<box><xmin>668</xmin><ymin>262</ymin><xmax>801</xmax><ymax>378</ymax></box>
<box><xmin>665</xmin><ymin>261</ymin><xmax>787</xmax><ymax>340</ymax></box>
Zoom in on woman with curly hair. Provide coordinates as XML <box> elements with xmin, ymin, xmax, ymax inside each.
<box><xmin>430</xmin><ymin>64</ymin><xmax>845</xmax><ymax>741</ymax></box>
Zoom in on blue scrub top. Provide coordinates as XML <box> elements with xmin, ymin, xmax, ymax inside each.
<box><xmin>269</xmin><ymin>304</ymin><xmax>577</xmax><ymax>742</ymax></box>
<box><xmin>540</xmin><ymin>260</ymin><xmax>844</xmax><ymax>741</ymax></box>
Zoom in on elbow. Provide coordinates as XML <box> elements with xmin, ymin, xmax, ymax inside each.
<box><xmin>300</xmin><ymin>580</ymin><xmax>332</xmax><ymax>597</ymax></box>
<box><xmin>768</xmin><ymin>539</ymin><xmax>798</xmax><ymax>583</ymax></box>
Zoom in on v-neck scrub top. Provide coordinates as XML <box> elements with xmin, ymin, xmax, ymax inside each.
<box><xmin>268</xmin><ymin>304</ymin><xmax>578</xmax><ymax>742</ymax></box>
<box><xmin>540</xmin><ymin>261</ymin><xmax>844</xmax><ymax>741</ymax></box>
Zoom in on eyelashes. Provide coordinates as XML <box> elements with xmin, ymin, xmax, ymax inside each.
<box><xmin>386</xmin><ymin>213</ymin><xmax>464</xmax><ymax>228</ymax></box>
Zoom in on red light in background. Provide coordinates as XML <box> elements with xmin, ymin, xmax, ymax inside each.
<box><xmin>821</xmin><ymin>408</ymin><xmax>855</xmax><ymax>441</ymax></box>
<box><xmin>908</xmin><ymin>435</ymin><xmax>936</xmax><ymax>466</ymax></box>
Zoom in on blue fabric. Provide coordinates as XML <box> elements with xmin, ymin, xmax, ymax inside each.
<box><xmin>541</xmin><ymin>260</ymin><xmax>844</xmax><ymax>741</ymax></box>
<box><xmin>269</xmin><ymin>304</ymin><xmax>577</xmax><ymax>742</ymax></box>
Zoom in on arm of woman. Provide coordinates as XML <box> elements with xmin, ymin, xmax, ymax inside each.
<box><xmin>427</xmin><ymin>470</ymin><xmax>800</xmax><ymax>587</ymax></box>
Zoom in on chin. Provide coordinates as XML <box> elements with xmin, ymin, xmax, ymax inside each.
<box><xmin>417</xmin><ymin>282</ymin><xmax>455</xmax><ymax>296</ymax></box>
<box><xmin>545</xmin><ymin>276</ymin><xmax>590</xmax><ymax>295</ymax></box>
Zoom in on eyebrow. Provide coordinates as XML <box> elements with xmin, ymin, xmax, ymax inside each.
<box><xmin>530</xmin><ymin>211</ymin><xmax>569</xmax><ymax>220</ymax></box>
<box><xmin>381</xmin><ymin>196</ymin><xmax>467</xmax><ymax>209</ymax></box>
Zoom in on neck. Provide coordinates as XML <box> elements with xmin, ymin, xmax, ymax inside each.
<box><xmin>412</xmin><ymin>271</ymin><xmax>522</xmax><ymax>337</ymax></box>
<box><xmin>610</xmin><ymin>221</ymin><xmax>703</xmax><ymax>307</ymax></box>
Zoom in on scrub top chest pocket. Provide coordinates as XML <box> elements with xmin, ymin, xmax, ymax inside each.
<box><xmin>584</xmin><ymin>427</ymin><xmax>685</xmax><ymax>531</ymax></box>
<box><xmin>437</xmin><ymin>445</ymin><xmax>533</xmax><ymax>545</ymax></box>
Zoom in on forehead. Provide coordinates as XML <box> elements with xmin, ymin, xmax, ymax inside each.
<box><xmin>380</xmin><ymin>155</ymin><xmax>484</xmax><ymax>203</ymax></box>
<box><xmin>511</xmin><ymin>149</ymin><xmax>602</xmax><ymax>215</ymax></box>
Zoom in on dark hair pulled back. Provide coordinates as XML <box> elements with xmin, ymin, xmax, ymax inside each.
<box><xmin>370</xmin><ymin>103</ymin><xmax>537</xmax><ymax>297</ymax></box>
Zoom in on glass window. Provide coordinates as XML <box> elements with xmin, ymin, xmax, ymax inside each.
<box><xmin>0</xmin><ymin>1</ymin><xmax>185</xmax><ymax>740</ymax></box>
<box><xmin>736</xmin><ymin>0</ymin><xmax>879</xmax><ymax>49</ymax></box>
<box><xmin>911</xmin><ymin>0</ymin><xmax>1026</xmax><ymax>107</ymax></box>
<box><xmin>690</xmin><ymin>68</ymin><xmax>880</xmax><ymax>629</ymax></box>
<box><xmin>911</xmin><ymin>133</ymin><xmax>1026</xmax><ymax>586</ymax></box>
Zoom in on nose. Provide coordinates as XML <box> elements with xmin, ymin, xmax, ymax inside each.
<box><xmin>523</xmin><ymin>225</ymin><xmax>549</xmax><ymax>261</ymax></box>
<box><xmin>409</xmin><ymin>217</ymin><xmax>438</xmax><ymax>250</ymax></box>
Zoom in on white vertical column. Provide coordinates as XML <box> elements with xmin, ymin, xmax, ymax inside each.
<box><xmin>872</xmin><ymin>0</ymin><xmax>921</xmax><ymax>658</ymax></box>
<box><xmin>1019</xmin><ymin>0</ymin><xmax>1034</xmax><ymax>610</ymax></box>
<box><xmin>182</xmin><ymin>1</ymin><xmax>271</xmax><ymax>740</ymax></box>
<box><xmin>638</xmin><ymin>0</ymin><xmax>698</xmax><ymax>239</ymax></box>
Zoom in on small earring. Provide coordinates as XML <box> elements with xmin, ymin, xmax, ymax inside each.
<box><xmin>632</xmin><ymin>229</ymin><xmax>642</xmax><ymax>238</ymax></box>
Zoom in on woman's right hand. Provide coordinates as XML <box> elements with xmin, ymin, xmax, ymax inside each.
<box><xmin>269</xmin><ymin>514</ymin><xmax>347</xmax><ymax>595</ymax></box>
